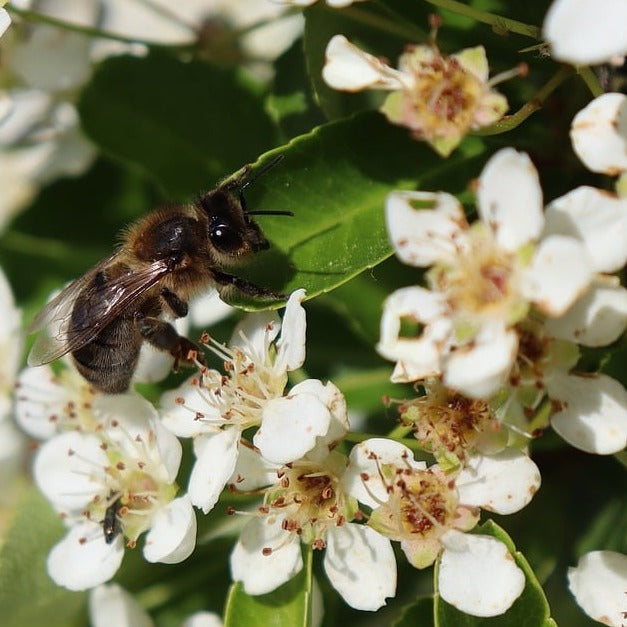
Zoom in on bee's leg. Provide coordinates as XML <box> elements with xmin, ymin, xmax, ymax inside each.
<box><xmin>212</xmin><ymin>269</ymin><xmax>287</xmax><ymax>300</ymax></box>
<box><xmin>160</xmin><ymin>287</ymin><xmax>189</xmax><ymax>318</ymax></box>
<box><xmin>135</xmin><ymin>315</ymin><xmax>205</xmax><ymax>370</ymax></box>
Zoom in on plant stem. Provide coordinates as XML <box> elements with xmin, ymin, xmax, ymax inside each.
<box><xmin>577</xmin><ymin>66</ymin><xmax>604</xmax><ymax>98</ymax></box>
<box><xmin>421</xmin><ymin>0</ymin><xmax>541</xmax><ymax>39</ymax></box>
<box><xmin>473</xmin><ymin>65</ymin><xmax>574</xmax><ymax>135</ymax></box>
<box><xmin>6</xmin><ymin>3</ymin><xmax>196</xmax><ymax>51</ymax></box>
<box><xmin>339</xmin><ymin>4</ymin><xmax>426</xmax><ymax>42</ymax></box>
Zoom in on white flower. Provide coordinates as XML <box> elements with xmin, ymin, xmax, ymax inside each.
<box><xmin>34</xmin><ymin>394</ymin><xmax>195</xmax><ymax>590</ymax></box>
<box><xmin>160</xmin><ymin>290</ymin><xmax>307</xmax><ymax>513</ymax></box>
<box><xmin>0</xmin><ymin>97</ymin><xmax>95</xmax><ymax>229</ymax></box>
<box><xmin>503</xmin><ymin>320</ymin><xmax>627</xmax><ymax>455</ymax></box>
<box><xmin>89</xmin><ymin>583</ymin><xmax>153</xmax><ymax>627</ymax></box>
<box><xmin>544</xmin><ymin>280</ymin><xmax>627</xmax><ymax>347</ymax></box>
<box><xmin>378</xmin><ymin>148</ymin><xmax>624</xmax><ymax>398</ymax></box>
<box><xmin>94</xmin><ymin>0</ymin><xmax>303</xmax><ymax>69</ymax></box>
<box><xmin>570</xmin><ymin>93</ymin><xmax>627</xmax><ymax>177</ymax></box>
<box><xmin>0</xmin><ymin>3</ymin><xmax>10</xmax><ymax>40</ymax></box>
<box><xmin>229</xmin><ymin>421</ymin><xmax>396</xmax><ymax>612</ymax></box>
<box><xmin>548</xmin><ymin>371</ymin><xmax>627</xmax><ymax>454</ymax></box>
<box><xmin>568</xmin><ymin>551</ymin><xmax>627</xmax><ymax>626</ymax></box>
<box><xmin>15</xmin><ymin>362</ymin><xmax>98</xmax><ymax>439</ymax></box>
<box><xmin>341</xmin><ymin>439</ymin><xmax>538</xmax><ymax>616</ymax></box>
<box><xmin>272</xmin><ymin>0</ymin><xmax>363</xmax><ymax>7</ymax></box>
<box><xmin>89</xmin><ymin>583</ymin><xmax>225</xmax><ymax>627</ymax></box>
<box><xmin>322</xmin><ymin>35</ymin><xmax>509</xmax><ymax>156</ymax></box>
<box><xmin>437</xmin><ymin>530</ymin><xmax>525</xmax><ymax>617</ymax></box>
<box><xmin>181</xmin><ymin>612</ymin><xmax>224</xmax><ymax>627</ymax></box>
<box><xmin>543</xmin><ymin>0</ymin><xmax>627</xmax><ymax>65</ymax></box>
<box><xmin>397</xmin><ymin>378</ymin><xmax>509</xmax><ymax>470</ymax></box>
<box><xmin>0</xmin><ymin>266</ymin><xmax>21</xmax><ymax>418</ymax></box>
<box><xmin>0</xmin><ymin>266</ymin><xmax>26</xmax><ymax>488</ymax></box>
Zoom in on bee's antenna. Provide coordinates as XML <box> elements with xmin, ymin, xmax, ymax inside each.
<box><xmin>247</xmin><ymin>209</ymin><xmax>294</xmax><ymax>217</ymax></box>
<box><xmin>239</xmin><ymin>155</ymin><xmax>284</xmax><ymax>194</ymax></box>
<box><xmin>236</xmin><ymin>155</ymin><xmax>290</xmax><ymax>216</ymax></box>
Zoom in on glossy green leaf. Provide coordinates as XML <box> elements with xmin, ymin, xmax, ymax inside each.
<box><xmin>224</xmin><ymin>547</ymin><xmax>313</xmax><ymax>627</ymax></box>
<box><xmin>224</xmin><ymin>111</ymin><xmax>486</xmax><ymax>308</ymax></box>
<box><xmin>434</xmin><ymin>520</ymin><xmax>556</xmax><ymax>627</ymax></box>
<box><xmin>78</xmin><ymin>52</ymin><xmax>278</xmax><ymax>197</ymax></box>
<box><xmin>0</xmin><ymin>487</ymin><xmax>84</xmax><ymax>627</ymax></box>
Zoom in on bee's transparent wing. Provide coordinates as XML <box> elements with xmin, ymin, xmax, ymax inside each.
<box><xmin>28</xmin><ymin>255</ymin><xmax>171</xmax><ymax>366</ymax></box>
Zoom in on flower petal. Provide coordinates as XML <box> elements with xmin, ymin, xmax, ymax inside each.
<box><xmin>143</xmin><ymin>495</ymin><xmax>196</xmax><ymax>564</ymax></box>
<box><xmin>47</xmin><ymin>522</ymin><xmax>125</xmax><ymax>591</ymax></box>
<box><xmin>0</xmin><ymin>9</ymin><xmax>10</xmax><ymax>38</ymax></box>
<box><xmin>548</xmin><ymin>371</ymin><xmax>627</xmax><ymax>454</ymax></box>
<box><xmin>230</xmin><ymin>517</ymin><xmax>303</xmax><ymax>595</ymax></box>
<box><xmin>324</xmin><ymin>523</ymin><xmax>396</xmax><ymax>611</ymax></box>
<box><xmin>342</xmin><ymin>438</ymin><xmax>425</xmax><ymax>508</ymax></box>
<box><xmin>132</xmin><ymin>343</ymin><xmax>174</xmax><ymax>386</ymax></box>
<box><xmin>181</xmin><ymin>612</ymin><xmax>223</xmax><ymax>627</ymax></box>
<box><xmin>543</xmin><ymin>0</ymin><xmax>627</xmax><ymax>65</ymax></box>
<box><xmin>456</xmin><ymin>451</ymin><xmax>541</xmax><ymax>515</ymax></box>
<box><xmin>34</xmin><ymin>431</ymin><xmax>108</xmax><ymax>511</ymax></box>
<box><xmin>385</xmin><ymin>190</ymin><xmax>466</xmax><ymax>266</ymax></box>
<box><xmin>377</xmin><ymin>286</ymin><xmax>451</xmax><ymax>382</ymax></box>
<box><xmin>522</xmin><ymin>235</ymin><xmax>593</xmax><ymax>316</ymax></box>
<box><xmin>89</xmin><ymin>583</ymin><xmax>153</xmax><ymax>627</ymax></box>
<box><xmin>544</xmin><ymin>186</ymin><xmax>627</xmax><ymax>273</ymax></box>
<box><xmin>255</xmin><ymin>389</ymin><xmax>331</xmax><ymax>464</ymax></box>
<box><xmin>452</xmin><ymin>46</ymin><xmax>489</xmax><ymax>82</ymax></box>
<box><xmin>545</xmin><ymin>283</ymin><xmax>627</xmax><ymax>346</ymax></box>
<box><xmin>160</xmin><ymin>374</ymin><xmax>223</xmax><ymax>438</ymax></box>
<box><xmin>439</xmin><ymin>530</ymin><xmax>525</xmax><ymax>617</ymax></box>
<box><xmin>477</xmin><ymin>148</ymin><xmax>544</xmax><ymax>252</ymax></box>
<box><xmin>570</xmin><ymin>93</ymin><xmax>627</xmax><ymax>176</ymax></box>
<box><xmin>95</xmin><ymin>394</ymin><xmax>182</xmax><ymax>482</ymax></box>
<box><xmin>275</xmin><ymin>288</ymin><xmax>307</xmax><ymax>372</ymax></box>
<box><xmin>322</xmin><ymin>35</ymin><xmax>405</xmax><ymax>91</ymax></box>
<box><xmin>188</xmin><ymin>290</ymin><xmax>234</xmax><ymax>328</ymax></box>
<box><xmin>189</xmin><ymin>428</ymin><xmax>240</xmax><ymax>513</ymax></box>
<box><xmin>295</xmin><ymin>379</ymin><xmax>349</xmax><ymax>461</ymax></box>
<box><xmin>443</xmin><ymin>324</ymin><xmax>518</xmax><ymax>399</ymax></box>
<box><xmin>568</xmin><ymin>550</ymin><xmax>627</xmax><ymax>627</ymax></box>
<box><xmin>14</xmin><ymin>365</ymin><xmax>68</xmax><ymax>440</ymax></box>
<box><xmin>230</xmin><ymin>309</ymin><xmax>280</xmax><ymax>359</ymax></box>
<box><xmin>230</xmin><ymin>444</ymin><xmax>279</xmax><ymax>491</ymax></box>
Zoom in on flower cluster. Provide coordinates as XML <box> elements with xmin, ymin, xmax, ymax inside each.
<box><xmin>31</xmin><ymin>392</ymin><xmax>195</xmax><ymax>590</ymax></box>
<box><xmin>2</xmin><ymin>1</ymin><xmax>626</xmax><ymax>625</ymax></box>
<box><xmin>378</xmin><ymin>146</ymin><xmax>627</xmax><ymax>456</ymax></box>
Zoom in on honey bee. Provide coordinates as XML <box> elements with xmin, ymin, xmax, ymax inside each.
<box><xmin>28</xmin><ymin>156</ymin><xmax>289</xmax><ymax>394</ymax></box>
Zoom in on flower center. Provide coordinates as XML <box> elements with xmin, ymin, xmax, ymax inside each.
<box><xmin>87</xmin><ymin>466</ymin><xmax>176</xmax><ymax>546</ymax></box>
<box><xmin>401</xmin><ymin>51</ymin><xmax>483</xmax><ymax>136</ymax></box>
<box><xmin>189</xmin><ymin>333</ymin><xmax>288</xmax><ymax>429</ymax></box>
<box><xmin>370</xmin><ymin>466</ymin><xmax>458</xmax><ymax>543</ymax></box>
<box><xmin>429</xmin><ymin>225</ymin><xmax>525</xmax><ymax>330</ymax></box>
<box><xmin>400</xmin><ymin>383</ymin><xmax>497</xmax><ymax>464</ymax></box>
<box><xmin>262</xmin><ymin>458</ymin><xmax>353</xmax><ymax>549</ymax></box>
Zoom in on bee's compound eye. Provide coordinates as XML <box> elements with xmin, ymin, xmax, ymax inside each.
<box><xmin>209</xmin><ymin>221</ymin><xmax>243</xmax><ymax>253</ymax></box>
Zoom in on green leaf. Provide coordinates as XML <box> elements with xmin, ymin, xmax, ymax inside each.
<box><xmin>267</xmin><ymin>37</ymin><xmax>326</xmax><ymax>141</ymax></box>
<box><xmin>79</xmin><ymin>52</ymin><xmax>278</xmax><ymax>197</ymax></box>
<box><xmin>433</xmin><ymin>520</ymin><xmax>555</xmax><ymax>626</ymax></box>
<box><xmin>225</xmin><ymin>111</ymin><xmax>486</xmax><ymax>308</ymax></box>
<box><xmin>224</xmin><ymin>547</ymin><xmax>314</xmax><ymax>627</ymax></box>
<box><xmin>0</xmin><ymin>487</ymin><xmax>85</xmax><ymax>627</ymax></box>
